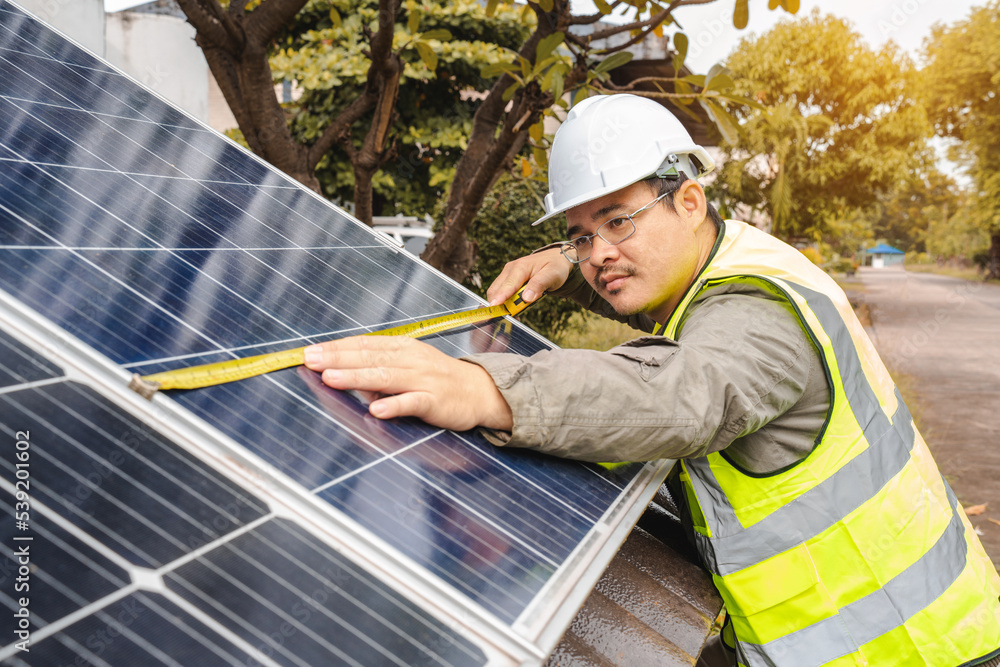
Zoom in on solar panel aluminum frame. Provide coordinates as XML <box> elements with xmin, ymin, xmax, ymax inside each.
<box><xmin>0</xmin><ymin>5</ymin><xmax>677</xmax><ymax>662</ymax></box>
<box><xmin>0</xmin><ymin>258</ymin><xmax>673</xmax><ymax>666</ymax></box>
<box><xmin>0</xmin><ymin>280</ymin><xmax>540</xmax><ymax>665</ymax></box>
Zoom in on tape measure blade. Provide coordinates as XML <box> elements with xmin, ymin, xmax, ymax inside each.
<box><xmin>366</xmin><ymin>305</ymin><xmax>508</xmax><ymax>339</ymax></box>
<box><xmin>142</xmin><ymin>347</ymin><xmax>305</xmax><ymax>390</ymax></box>
<box><xmin>135</xmin><ymin>298</ymin><xmax>523</xmax><ymax>394</ymax></box>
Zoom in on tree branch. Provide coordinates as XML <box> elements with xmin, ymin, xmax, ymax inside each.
<box><xmin>569</xmin><ymin>0</ymin><xmax>626</xmax><ymax>25</ymax></box>
<box><xmin>245</xmin><ymin>0</ymin><xmax>310</xmax><ymax>45</ymax></box>
<box><xmin>607</xmin><ymin>75</ymin><xmax>688</xmax><ymax>88</ymax></box>
<box><xmin>369</xmin><ymin>0</ymin><xmax>400</xmax><ymax>65</ymax></box>
<box><xmin>586</xmin><ymin>5</ymin><xmax>672</xmax><ymax>45</ymax></box>
<box><xmin>306</xmin><ymin>94</ymin><xmax>378</xmax><ymax>168</ymax></box>
<box><xmin>583</xmin><ymin>0</ymin><xmax>718</xmax><ymax>46</ymax></box>
<box><xmin>175</xmin><ymin>0</ymin><xmax>241</xmax><ymax>51</ymax></box>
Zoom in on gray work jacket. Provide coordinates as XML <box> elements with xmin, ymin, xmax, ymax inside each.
<box><xmin>464</xmin><ymin>276</ymin><xmax>830</xmax><ymax>474</ymax></box>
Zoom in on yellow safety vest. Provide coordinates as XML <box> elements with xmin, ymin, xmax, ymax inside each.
<box><xmin>655</xmin><ymin>221</ymin><xmax>1000</xmax><ymax>666</ymax></box>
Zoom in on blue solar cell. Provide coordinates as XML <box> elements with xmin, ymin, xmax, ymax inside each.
<box><xmin>0</xmin><ymin>488</ymin><xmax>129</xmax><ymax>629</ymax></box>
<box><xmin>0</xmin><ymin>5</ymin><xmax>111</xmax><ymax>69</ymax></box>
<box><xmin>0</xmin><ymin>382</ymin><xmax>269</xmax><ymax>568</ymax></box>
<box><xmin>316</xmin><ymin>437</ymin><xmax>556</xmax><ymax>623</ymax></box>
<box><xmin>0</xmin><ymin>3</ymin><xmax>662</xmax><ymax>661</ymax></box>
<box><xmin>23</xmin><ymin>592</ymin><xmax>257</xmax><ymax>666</ymax></box>
<box><xmin>0</xmin><ymin>327</ymin><xmax>62</xmax><ymax>386</ymax></box>
<box><xmin>167</xmin><ymin>518</ymin><xmax>486</xmax><ymax>666</ymax></box>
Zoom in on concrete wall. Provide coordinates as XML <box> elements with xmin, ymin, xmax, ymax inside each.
<box><xmin>105</xmin><ymin>11</ymin><xmax>209</xmax><ymax>122</ymax></box>
<box><xmin>16</xmin><ymin>0</ymin><xmax>105</xmax><ymax>57</ymax></box>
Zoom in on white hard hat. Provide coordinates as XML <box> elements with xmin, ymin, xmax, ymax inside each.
<box><xmin>532</xmin><ymin>93</ymin><xmax>715</xmax><ymax>225</ymax></box>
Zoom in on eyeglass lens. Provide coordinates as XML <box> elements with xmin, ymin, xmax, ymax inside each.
<box><xmin>561</xmin><ymin>216</ymin><xmax>636</xmax><ymax>263</ymax></box>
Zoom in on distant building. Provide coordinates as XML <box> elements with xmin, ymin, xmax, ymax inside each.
<box><xmin>16</xmin><ymin>0</ymin><xmax>238</xmax><ymax>131</ymax></box>
<box><xmin>864</xmin><ymin>243</ymin><xmax>906</xmax><ymax>268</ymax></box>
<box><xmin>105</xmin><ymin>2</ymin><xmax>208</xmax><ymax>123</ymax></box>
<box><xmin>15</xmin><ymin>0</ymin><xmax>105</xmax><ymax>56</ymax></box>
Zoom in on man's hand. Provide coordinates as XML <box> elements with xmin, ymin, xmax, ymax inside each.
<box><xmin>487</xmin><ymin>246</ymin><xmax>571</xmax><ymax>307</ymax></box>
<box><xmin>303</xmin><ymin>336</ymin><xmax>513</xmax><ymax>432</ymax></box>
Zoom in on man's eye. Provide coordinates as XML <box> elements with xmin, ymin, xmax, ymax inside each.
<box><xmin>571</xmin><ymin>236</ymin><xmax>590</xmax><ymax>249</ymax></box>
<box><xmin>606</xmin><ymin>217</ymin><xmax>628</xmax><ymax>230</ymax></box>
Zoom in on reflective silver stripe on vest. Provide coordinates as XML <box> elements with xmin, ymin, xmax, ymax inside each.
<box><xmin>738</xmin><ymin>480</ymin><xmax>968</xmax><ymax>667</ymax></box>
<box><xmin>685</xmin><ymin>280</ymin><xmax>921</xmax><ymax>576</ymax></box>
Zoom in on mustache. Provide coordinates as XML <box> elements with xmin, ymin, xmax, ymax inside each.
<box><xmin>593</xmin><ymin>263</ymin><xmax>637</xmax><ymax>289</ymax></box>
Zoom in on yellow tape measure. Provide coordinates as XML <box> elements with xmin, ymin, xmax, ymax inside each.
<box><xmin>128</xmin><ymin>287</ymin><xmax>535</xmax><ymax>399</ymax></box>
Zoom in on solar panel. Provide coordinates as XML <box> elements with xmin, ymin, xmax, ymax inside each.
<box><xmin>0</xmin><ymin>2</ymin><xmax>674</xmax><ymax>663</ymax></box>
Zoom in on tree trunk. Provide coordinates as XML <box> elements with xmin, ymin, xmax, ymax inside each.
<box><xmin>421</xmin><ymin>1</ymin><xmax>575</xmax><ymax>282</ymax></box>
<box><xmin>348</xmin><ymin>52</ymin><xmax>403</xmax><ymax>225</ymax></box>
<box><xmin>988</xmin><ymin>232</ymin><xmax>1000</xmax><ymax>281</ymax></box>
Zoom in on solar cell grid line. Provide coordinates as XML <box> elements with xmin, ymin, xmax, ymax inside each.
<box><xmin>0</xmin><ymin>2</ymin><xmax>676</xmax><ymax>664</ymax></box>
<box><xmin>0</xmin><ymin>258</ymin><xmax>548</xmax><ymax>664</ymax></box>
<box><xmin>0</xmin><ymin>115</ymin><xmax>498</xmax><ymax>364</ymax></box>
<box><xmin>0</xmin><ymin>55</ymin><xmax>508</xmax><ymax>352</ymax></box>
<box><xmin>0</xmin><ymin>376</ymin><xmax>491</xmax><ymax>665</ymax></box>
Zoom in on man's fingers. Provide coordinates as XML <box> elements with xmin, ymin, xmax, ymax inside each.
<box><xmin>304</xmin><ymin>335</ymin><xmax>413</xmax><ymax>371</ymax></box>
<box><xmin>320</xmin><ymin>364</ymin><xmax>416</xmax><ymax>394</ymax></box>
<box><xmin>487</xmin><ymin>248</ymin><xmax>568</xmax><ymax>306</ymax></box>
<box><xmin>487</xmin><ymin>266</ymin><xmax>529</xmax><ymax>306</ymax></box>
<box><xmin>369</xmin><ymin>391</ymin><xmax>431</xmax><ymax>421</ymax></box>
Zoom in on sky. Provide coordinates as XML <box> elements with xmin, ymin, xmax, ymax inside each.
<box><xmin>105</xmin><ymin>0</ymin><xmax>983</xmax><ymax>70</ymax></box>
<box><xmin>573</xmin><ymin>0</ymin><xmax>983</xmax><ymax>72</ymax></box>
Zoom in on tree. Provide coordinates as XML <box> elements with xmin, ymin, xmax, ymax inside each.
<box><xmin>872</xmin><ymin>170</ymin><xmax>960</xmax><ymax>254</ymax></box>
<box><xmin>921</xmin><ymin>1</ymin><xmax>1000</xmax><ymax>279</ymax></box>
<box><xmin>713</xmin><ymin>11</ymin><xmax>933</xmax><ymax>244</ymax></box>
<box><xmin>176</xmin><ymin>0</ymin><xmax>797</xmax><ymax>282</ymax></box>
<box><xmin>465</xmin><ymin>175</ymin><xmax>580</xmax><ymax>340</ymax></box>
<box><xmin>267</xmin><ymin>0</ymin><xmax>531</xmax><ymax>219</ymax></box>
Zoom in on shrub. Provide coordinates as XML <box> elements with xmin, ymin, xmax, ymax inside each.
<box><xmin>463</xmin><ymin>176</ymin><xmax>583</xmax><ymax>340</ymax></box>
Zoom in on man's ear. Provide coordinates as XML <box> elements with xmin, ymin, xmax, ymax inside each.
<box><xmin>674</xmin><ymin>180</ymin><xmax>708</xmax><ymax>226</ymax></box>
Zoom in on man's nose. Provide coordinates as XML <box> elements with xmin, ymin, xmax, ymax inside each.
<box><xmin>588</xmin><ymin>234</ymin><xmax>619</xmax><ymax>266</ymax></box>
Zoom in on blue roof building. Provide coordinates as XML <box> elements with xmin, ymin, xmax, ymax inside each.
<box><xmin>864</xmin><ymin>243</ymin><xmax>905</xmax><ymax>268</ymax></box>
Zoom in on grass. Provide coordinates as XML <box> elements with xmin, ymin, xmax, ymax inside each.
<box><xmin>554</xmin><ymin>310</ymin><xmax>643</xmax><ymax>350</ymax></box>
<box><xmin>904</xmin><ymin>262</ymin><xmax>1000</xmax><ymax>285</ymax></box>
<box><xmin>904</xmin><ymin>263</ymin><xmax>986</xmax><ymax>282</ymax></box>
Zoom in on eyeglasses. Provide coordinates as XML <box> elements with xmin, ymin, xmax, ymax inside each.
<box><xmin>560</xmin><ymin>192</ymin><xmax>671</xmax><ymax>264</ymax></box>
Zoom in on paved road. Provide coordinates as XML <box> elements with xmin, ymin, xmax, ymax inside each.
<box><xmin>855</xmin><ymin>267</ymin><xmax>1000</xmax><ymax>566</ymax></box>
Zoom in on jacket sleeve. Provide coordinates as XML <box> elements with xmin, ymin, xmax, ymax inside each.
<box><xmin>462</xmin><ymin>291</ymin><xmax>819</xmax><ymax>463</ymax></box>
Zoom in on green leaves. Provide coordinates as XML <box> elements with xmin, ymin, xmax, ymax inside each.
<box><xmin>542</xmin><ymin>64</ymin><xmax>564</xmax><ymax>102</ymax></box>
<box><xmin>594</xmin><ymin>51</ymin><xmax>633</xmax><ymax>74</ymax></box>
<box><xmin>478</xmin><ymin>30</ymin><xmax>568</xmax><ymax>106</ymax></box>
<box><xmin>415</xmin><ymin>41</ymin><xmax>437</xmax><ymax>70</ymax></box>
<box><xmin>502</xmin><ymin>81</ymin><xmax>521</xmax><ymax>101</ymax></box>
<box><xmin>734</xmin><ymin>0</ymin><xmax>748</xmax><ymax>29</ymax></box>
<box><xmin>481</xmin><ymin>61</ymin><xmax>520</xmax><ymax>78</ymax></box>
<box><xmin>535</xmin><ymin>32</ymin><xmax>564</xmax><ymax>61</ymax></box>
<box><xmin>411</xmin><ymin>30</ymin><xmax>451</xmax><ymax>72</ymax></box>
<box><xmin>672</xmin><ymin>31</ymin><xmax>688</xmax><ymax>72</ymax></box>
<box><xmin>419</xmin><ymin>29</ymin><xmax>452</xmax><ymax>41</ymax></box>
<box><xmin>705</xmin><ymin>64</ymin><xmax>734</xmax><ymax>92</ymax></box>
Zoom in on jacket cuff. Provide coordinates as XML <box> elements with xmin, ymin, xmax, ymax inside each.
<box><xmin>461</xmin><ymin>353</ymin><xmax>547</xmax><ymax>447</ymax></box>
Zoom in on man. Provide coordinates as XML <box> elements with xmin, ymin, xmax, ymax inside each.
<box><xmin>304</xmin><ymin>94</ymin><xmax>1000</xmax><ymax>666</ymax></box>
